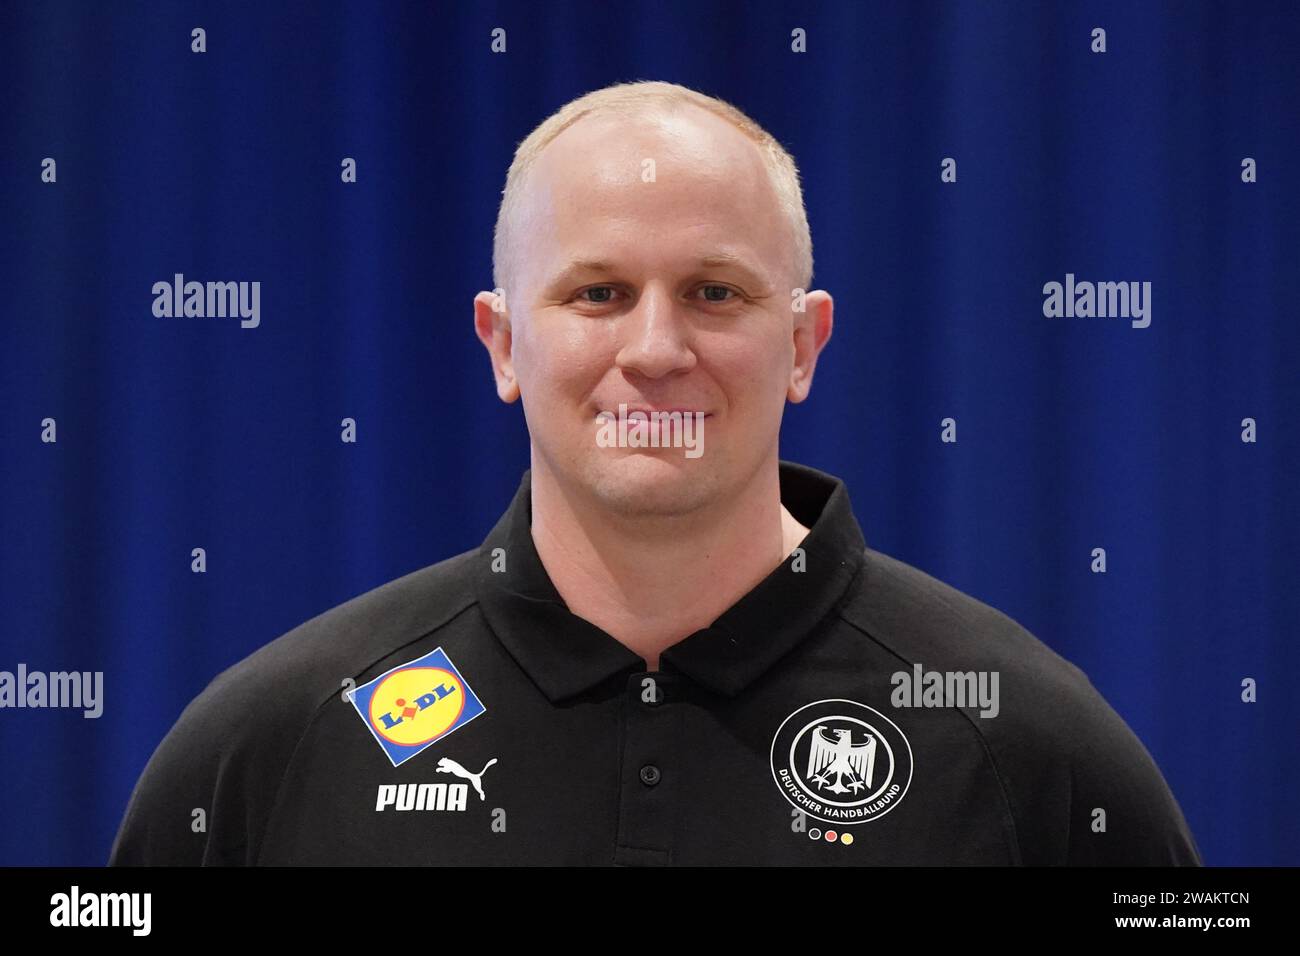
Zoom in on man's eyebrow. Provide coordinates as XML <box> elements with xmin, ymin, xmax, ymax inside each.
<box><xmin>552</xmin><ymin>258</ymin><xmax>617</xmax><ymax>278</ymax></box>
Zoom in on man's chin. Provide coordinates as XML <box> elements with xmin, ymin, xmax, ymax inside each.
<box><xmin>583</xmin><ymin>452</ymin><xmax>715</xmax><ymax>517</ymax></box>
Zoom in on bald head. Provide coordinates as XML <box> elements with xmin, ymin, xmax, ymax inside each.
<box><xmin>502</xmin><ymin>105</ymin><xmax>797</xmax><ymax>311</ymax></box>
<box><xmin>491</xmin><ymin>80</ymin><xmax>813</xmax><ymax>305</ymax></box>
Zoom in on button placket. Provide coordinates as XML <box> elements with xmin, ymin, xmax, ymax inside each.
<box><xmin>613</xmin><ymin>672</ymin><xmax>679</xmax><ymax>865</ymax></box>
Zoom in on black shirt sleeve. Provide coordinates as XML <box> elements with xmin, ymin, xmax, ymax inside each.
<box><xmin>108</xmin><ymin>693</ymin><xmax>232</xmax><ymax>865</ymax></box>
<box><xmin>1061</xmin><ymin>683</ymin><xmax>1203</xmax><ymax>865</ymax></box>
<box><xmin>108</xmin><ymin>665</ymin><xmax>309</xmax><ymax>866</ymax></box>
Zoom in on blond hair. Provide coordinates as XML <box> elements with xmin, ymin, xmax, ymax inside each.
<box><xmin>492</xmin><ymin>79</ymin><xmax>813</xmax><ymax>296</ymax></box>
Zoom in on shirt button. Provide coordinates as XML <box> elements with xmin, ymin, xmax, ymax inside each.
<box><xmin>639</xmin><ymin>764</ymin><xmax>661</xmax><ymax>786</ymax></box>
<box><xmin>635</xmin><ymin>675</ymin><xmax>665</xmax><ymax>706</ymax></box>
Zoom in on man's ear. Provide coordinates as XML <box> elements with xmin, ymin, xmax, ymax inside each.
<box><xmin>787</xmin><ymin>289</ymin><xmax>833</xmax><ymax>403</ymax></box>
<box><xmin>473</xmin><ymin>289</ymin><xmax>520</xmax><ymax>403</ymax></box>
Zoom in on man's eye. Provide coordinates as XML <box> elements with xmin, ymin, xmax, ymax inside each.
<box><xmin>697</xmin><ymin>285</ymin><xmax>738</xmax><ymax>303</ymax></box>
<box><xmin>578</xmin><ymin>286</ymin><xmax>618</xmax><ymax>304</ymax></box>
<box><xmin>575</xmin><ymin>284</ymin><xmax>739</xmax><ymax>306</ymax></box>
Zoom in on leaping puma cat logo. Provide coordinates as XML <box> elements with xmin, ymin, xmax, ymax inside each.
<box><xmin>435</xmin><ymin>756</ymin><xmax>497</xmax><ymax>800</ymax></box>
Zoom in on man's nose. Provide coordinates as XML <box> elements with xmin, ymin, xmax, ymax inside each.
<box><xmin>614</xmin><ymin>283</ymin><xmax>698</xmax><ymax>379</ymax></box>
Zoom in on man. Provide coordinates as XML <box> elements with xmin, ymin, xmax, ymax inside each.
<box><xmin>109</xmin><ymin>80</ymin><xmax>1201</xmax><ymax>866</ymax></box>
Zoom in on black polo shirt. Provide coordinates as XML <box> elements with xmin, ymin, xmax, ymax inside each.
<box><xmin>108</xmin><ymin>460</ymin><xmax>1202</xmax><ymax>866</ymax></box>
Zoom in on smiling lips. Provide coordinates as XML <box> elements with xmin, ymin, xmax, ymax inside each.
<box><xmin>601</xmin><ymin>404</ymin><xmax>711</xmax><ymax>417</ymax></box>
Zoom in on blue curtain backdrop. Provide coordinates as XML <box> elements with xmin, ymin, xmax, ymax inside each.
<box><xmin>1</xmin><ymin>0</ymin><xmax>1295</xmax><ymax>866</ymax></box>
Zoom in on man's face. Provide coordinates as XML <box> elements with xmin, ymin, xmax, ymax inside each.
<box><xmin>477</xmin><ymin>105</ymin><xmax>831</xmax><ymax>518</ymax></box>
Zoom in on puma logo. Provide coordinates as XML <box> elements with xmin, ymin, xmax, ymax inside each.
<box><xmin>436</xmin><ymin>756</ymin><xmax>498</xmax><ymax>800</ymax></box>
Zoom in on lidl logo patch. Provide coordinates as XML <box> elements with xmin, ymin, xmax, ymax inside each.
<box><xmin>348</xmin><ymin>646</ymin><xmax>486</xmax><ymax>767</ymax></box>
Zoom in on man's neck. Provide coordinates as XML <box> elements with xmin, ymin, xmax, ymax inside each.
<box><xmin>529</xmin><ymin>459</ymin><xmax>811</xmax><ymax>671</ymax></box>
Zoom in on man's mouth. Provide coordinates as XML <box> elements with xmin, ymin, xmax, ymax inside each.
<box><xmin>599</xmin><ymin>404</ymin><xmax>711</xmax><ymax>417</ymax></box>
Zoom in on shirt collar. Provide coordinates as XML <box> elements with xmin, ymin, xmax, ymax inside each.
<box><xmin>473</xmin><ymin>459</ymin><xmax>868</xmax><ymax>702</ymax></box>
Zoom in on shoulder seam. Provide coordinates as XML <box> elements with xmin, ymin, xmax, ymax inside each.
<box><xmin>863</xmin><ymin>547</ymin><xmax>1022</xmax><ymax>634</ymax></box>
<box><xmin>835</xmin><ymin>608</ymin><xmax>1026</xmax><ymax>866</ymax></box>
